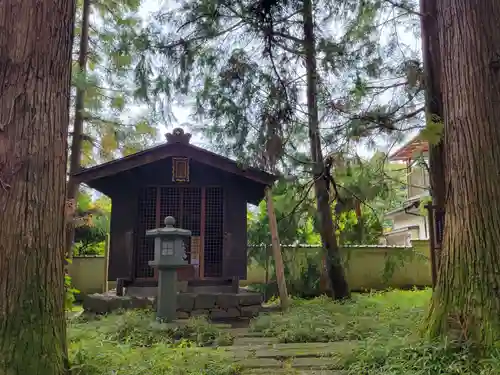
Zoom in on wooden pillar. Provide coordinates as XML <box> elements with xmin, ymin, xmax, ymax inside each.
<box><xmin>155</xmin><ymin>187</ymin><xmax>161</xmax><ymax>227</ymax></box>
<box><xmin>154</xmin><ymin>187</ymin><xmax>161</xmax><ymax>281</ymax></box>
<box><xmin>200</xmin><ymin>187</ymin><xmax>206</xmax><ymax>279</ymax></box>
<box><xmin>265</xmin><ymin>187</ymin><xmax>289</xmax><ymax>310</ymax></box>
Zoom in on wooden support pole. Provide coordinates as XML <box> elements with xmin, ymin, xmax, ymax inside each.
<box><xmin>265</xmin><ymin>187</ymin><xmax>289</xmax><ymax>310</ymax></box>
<box><xmin>264</xmin><ymin>245</ymin><xmax>270</xmax><ymax>302</ymax></box>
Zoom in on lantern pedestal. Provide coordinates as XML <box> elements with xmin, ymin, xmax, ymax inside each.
<box><xmin>148</xmin><ymin>262</ymin><xmax>179</xmax><ymax>321</ymax></box>
<box><xmin>146</xmin><ymin>216</ymin><xmax>191</xmax><ymax>322</ymax></box>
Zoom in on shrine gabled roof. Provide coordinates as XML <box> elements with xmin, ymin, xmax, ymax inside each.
<box><xmin>389</xmin><ymin>136</ymin><xmax>429</xmax><ymax>161</ymax></box>
<box><xmin>71</xmin><ymin>128</ymin><xmax>277</xmax><ymax>186</ymax></box>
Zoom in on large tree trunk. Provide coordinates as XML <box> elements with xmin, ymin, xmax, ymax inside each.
<box><xmin>426</xmin><ymin>1</ymin><xmax>500</xmax><ymax>346</ymax></box>
<box><xmin>0</xmin><ymin>0</ymin><xmax>75</xmax><ymax>373</ymax></box>
<box><xmin>302</xmin><ymin>0</ymin><xmax>350</xmax><ymax>299</ymax></box>
<box><xmin>66</xmin><ymin>0</ymin><xmax>91</xmax><ymax>259</ymax></box>
<box><xmin>419</xmin><ymin>0</ymin><xmax>445</xmax><ymax>285</ymax></box>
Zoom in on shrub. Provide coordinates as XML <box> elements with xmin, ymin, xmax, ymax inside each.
<box><xmin>70</xmin><ymin>343</ymin><xmax>240</xmax><ymax>375</ymax></box>
<box><xmin>247</xmin><ymin>249</ymin><xmax>324</xmax><ymax>300</ymax></box>
<box><xmin>250</xmin><ymin>289</ymin><xmax>429</xmax><ymax>342</ymax></box>
<box><xmin>69</xmin><ymin>310</ymin><xmax>239</xmax><ymax>375</ymax></box>
<box><xmin>64</xmin><ymin>260</ymin><xmax>79</xmax><ymax>311</ymax></box>
<box><xmin>69</xmin><ymin>310</ymin><xmax>234</xmax><ymax>347</ymax></box>
<box><xmin>345</xmin><ymin>338</ymin><xmax>500</xmax><ymax>375</ymax></box>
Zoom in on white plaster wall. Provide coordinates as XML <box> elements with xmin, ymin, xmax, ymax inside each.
<box><xmin>390</xmin><ymin>212</ymin><xmax>428</xmax><ymax>239</ymax></box>
<box><xmin>408</xmin><ymin>166</ymin><xmax>430</xmax><ymax>198</ymax></box>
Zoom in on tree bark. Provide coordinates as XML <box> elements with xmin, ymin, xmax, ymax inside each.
<box><xmin>0</xmin><ymin>0</ymin><xmax>75</xmax><ymax>373</ymax></box>
<box><xmin>66</xmin><ymin>0</ymin><xmax>91</xmax><ymax>259</ymax></box>
<box><xmin>426</xmin><ymin>0</ymin><xmax>500</xmax><ymax>346</ymax></box>
<box><xmin>419</xmin><ymin>0</ymin><xmax>445</xmax><ymax>285</ymax></box>
<box><xmin>302</xmin><ymin>0</ymin><xmax>350</xmax><ymax>300</ymax></box>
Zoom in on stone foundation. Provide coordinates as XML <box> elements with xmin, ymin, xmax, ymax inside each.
<box><xmin>83</xmin><ymin>291</ymin><xmax>263</xmax><ymax>319</ymax></box>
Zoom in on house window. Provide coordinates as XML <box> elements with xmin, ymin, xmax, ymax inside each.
<box><xmin>423</xmin><ymin>168</ymin><xmax>430</xmax><ymax>190</ymax></box>
<box><xmin>172</xmin><ymin>157</ymin><xmax>190</xmax><ymax>182</ymax></box>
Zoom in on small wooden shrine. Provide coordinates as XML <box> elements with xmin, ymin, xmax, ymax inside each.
<box><xmin>72</xmin><ymin>128</ymin><xmax>276</xmax><ymax>288</ymax></box>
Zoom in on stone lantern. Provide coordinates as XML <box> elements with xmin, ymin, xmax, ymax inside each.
<box><xmin>146</xmin><ymin>216</ymin><xmax>191</xmax><ymax>321</ymax></box>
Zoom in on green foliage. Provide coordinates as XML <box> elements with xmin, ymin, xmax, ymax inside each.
<box><xmin>73</xmin><ymin>239</ymin><xmax>106</xmax><ymax>257</ymax></box>
<box><xmin>65</xmin><ymin>262</ymin><xmax>80</xmax><ymax>311</ymax></box>
<box><xmin>74</xmin><ymin>220</ymin><xmax>107</xmax><ymax>256</ymax></box>
<box><xmin>338</xmin><ymin>211</ymin><xmax>382</xmax><ymax>245</ymax></box>
<box><xmin>251</xmin><ymin>289</ymin><xmax>429</xmax><ymax>343</ymax></box>
<box><xmin>68</xmin><ymin>310</ymin><xmax>238</xmax><ymax>375</ymax></box>
<box><xmin>144</xmin><ymin>0</ymin><xmax>424</xmax><ymax>171</ymax></box>
<box><xmin>71</xmin><ymin>310</ymin><xmax>234</xmax><ymax>347</ymax></box>
<box><xmin>345</xmin><ymin>339</ymin><xmax>495</xmax><ymax>375</ymax></box>
<box><xmin>247</xmin><ymin>180</ymin><xmax>320</xmax><ymax>250</ymax></box>
<box><xmin>72</xmin><ymin>0</ymin><xmax>162</xmax><ymax>166</ymax></box>
<box><xmin>419</xmin><ymin>195</ymin><xmax>433</xmax><ymax>215</ymax></box>
<box><xmin>246</xmin><ymin>250</ymin><xmax>323</xmax><ymax>299</ymax></box>
<box><xmin>336</xmin><ymin>152</ymin><xmax>408</xmax><ymax>216</ymax></box>
<box><xmin>247</xmin><ymin>242</ymin><xmax>428</xmax><ymax>299</ymax></box>
<box><xmin>380</xmin><ymin>249</ymin><xmax>428</xmax><ymax>283</ymax></box>
<box><xmin>247</xmin><ymin>155</ymin><xmax>407</xmax><ymax>268</ymax></box>
<box><xmin>250</xmin><ymin>290</ymin><xmax>500</xmax><ymax>374</ymax></box>
<box><xmin>73</xmin><ymin>190</ymin><xmax>110</xmax><ymax>256</ymax></box>
<box><xmin>420</xmin><ymin>113</ymin><xmax>444</xmax><ymax>145</ymax></box>
<box><xmin>274</xmin><ymin>247</ymin><xmax>324</xmax><ymax>298</ymax></box>
<box><xmin>70</xmin><ymin>346</ymin><xmax>238</xmax><ymax>375</ymax></box>
<box><xmin>66</xmin><ymin>291</ymin><xmax>500</xmax><ymax>374</ymax></box>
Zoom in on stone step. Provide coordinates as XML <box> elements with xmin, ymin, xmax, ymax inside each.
<box><xmin>226</xmin><ymin>328</ymin><xmax>253</xmax><ymax>337</ymax></box>
<box><xmin>238</xmin><ymin>358</ymin><xmax>284</xmax><ymax>368</ymax></box>
<box><xmin>236</xmin><ymin>356</ymin><xmax>346</xmax><ymax>370</ymax></box>
<box><xmin>291</xmin><ymin>357</ymin><xmax>346</xmax><ymax>369</ymax></box>
<box><xmin>239</xmin><ymin>331</ymin><xmax>267</xmax><ymax>337</ymax></box>
<box><xmin>232</xmin><ymin>336</ymin><xmax>280</xmax><ymax>346</ymax></box>
<box><xmin>228</xmin><ymin>341</ymin><xmax>358</xmax><ymax>359</ymax></box>
<box><xmin>242</xmin><ymin>369</ymin><xmax>346</xmax><ymax>375</ymax></box>
<box><xmin>83</xmin><ymin>291</ymin><xmax>263</xmax><ymax>318</ymax></box>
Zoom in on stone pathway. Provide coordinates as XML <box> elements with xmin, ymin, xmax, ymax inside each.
<box><xmin>220</xmin><ymin>328</ymin><xmax>355</xmax><ymax>374</ymax></box>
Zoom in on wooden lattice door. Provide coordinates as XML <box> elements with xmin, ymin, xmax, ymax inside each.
<box><xmin>136</xmin><ymin>187</ymin><xmax>157</xmax><ymax>279</ymax></box>
<box><xmin>159</xmin><ymin>186</ymin><xmax>202</xmax><ymax>263</ymax></box>
<box><xmin>204</xmin><ymin>187</ymin><xmax>224</xmax><ymax>278</ymax></box>
<box><xmin>135</xmin><ymin>186</ymin><xmax>224</xmax><ymax>280</ymax></box>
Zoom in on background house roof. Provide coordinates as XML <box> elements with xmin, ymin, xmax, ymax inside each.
<box><xmin>389</xmin><ymin>137</ymin><xmax>429</xmax><ymax>161</ymax></box>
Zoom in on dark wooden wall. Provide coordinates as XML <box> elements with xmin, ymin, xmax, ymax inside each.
<box><xmin>223</xmin><ymin>187</ymin><xmax>248</xmax><ymax>279</ymax></box>
<box><xmin>107</xmin><ymin>189</ymin><xmax>137</xmax><ymax>281</ymax></box>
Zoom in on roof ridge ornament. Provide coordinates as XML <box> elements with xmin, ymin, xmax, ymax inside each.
<box><xmin>165</xmin><ymin>128</ymin><xmax>192</xmax><ymax>144</ymax></box>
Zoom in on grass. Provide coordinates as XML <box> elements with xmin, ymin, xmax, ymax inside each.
<box><xmin>68</xmin><ymin>310</ymin><xmax>239</xmax><ymax>375</ymax></box>
<box><xmin>250</xmin><ymin>289</ymin><xmax>429</xmax><ymax>342</ymax></box>
<box><xmin>71</xmin><ymin>309</ymin><xmax>235</xmax><ymax>347</ymax></box>
<box><xmin>251</xmin><ymin>289</ymin><xmax>500</xmax><ymax>374</ymax></box>
<box><xmin>67</xmin><ymin>290</ymin><xmax>500</xmax><ymax>375</ymax></box>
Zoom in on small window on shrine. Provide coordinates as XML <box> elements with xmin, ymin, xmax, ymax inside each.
<box><xmin>172</xmin><ymin>157</ymin><xmax>189</xmax><ymax>182</ymax></box>
<box><xmin>161</xmin><ymin>240</ymin><xmax>174</xmax><ymax>256</ymax></box>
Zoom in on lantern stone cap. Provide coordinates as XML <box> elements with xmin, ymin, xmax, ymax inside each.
<box><xmin>146</xmin><ymin>216</ymin><xmax>192</xmax><ymax>237</ymax></box>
